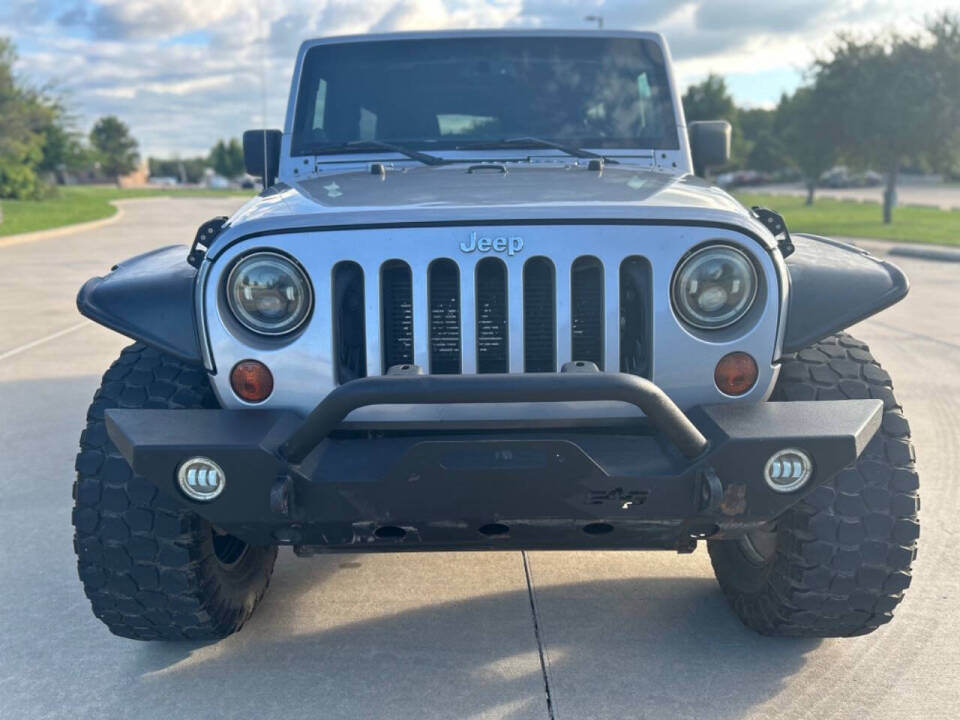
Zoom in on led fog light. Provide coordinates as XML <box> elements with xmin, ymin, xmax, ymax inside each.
<box><xmin>763</xmin><ymin>448</ymin><xmax>813</xmax><ymax>493</ymax></box>
<box><xmin>177</xmin><ymin>457</ymin><xmax>226</xmax><ymax>501</ymax></box>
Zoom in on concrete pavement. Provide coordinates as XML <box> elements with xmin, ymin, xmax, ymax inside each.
<box><xmin>1</xmin><ymin>198</ymin><xmax>958</xmax><ymax>719</ymax></box>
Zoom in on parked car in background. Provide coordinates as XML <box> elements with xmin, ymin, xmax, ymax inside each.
<box><xmin>820</xmin><ymin>166</ymin><xmax>884</xmax><ymax>188</ymax></box>
<box><xmin>715</xmin><ymin>169</ymin><xmax>771</xmax><ymax>188</ymax></box>
<box><xmin>147</xmin><ymin>176</ymin><xmax>179</xmax><ymax>187</ymax></box>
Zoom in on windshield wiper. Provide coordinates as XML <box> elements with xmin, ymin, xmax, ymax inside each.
<box><xmin>499</xmin><ymin>137</ymin><xmax>619</xmax><ymax>164</ymax></box>
<box><xmin>344</xmin><ymin>140</ymin><xmax>449</xmax><ymax>166</ymax></box>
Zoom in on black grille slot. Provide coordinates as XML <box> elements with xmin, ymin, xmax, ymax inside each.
<box><xmin>428</xmin><ymin>259</ymin><xmax>461</xmax><ymax>374</ymax></box>
<box><xmin>333</xmin><ymin>261</ymin><xmax>366</xmax><ymax>383</ymax></box>
<box><xmin>620</xmin><ymin>256</ymin><xmax>652</xmax><ymax>377</ymax></box>
<box><xmin>523</xmin><ymin>257</ymin><xmax>556</xmax><ymax>373</ymax></box>
<box><xmin>381</xmin><ymin>260</ymin><xmax>413</xmax><ymax>373</ymax></box>
<box><xmin>571</xmin><ymin>256</ymin><xmax>604</xmax><ymax>369</ymax></box>
<box><xmin>476</xmin><ymin>258</ymin><xmax>508</xmax><ymax>374</ymax></box>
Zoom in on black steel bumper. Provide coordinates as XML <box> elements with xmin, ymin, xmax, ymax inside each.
<box><xmin>104</xmin><ymin>373</ymin><xmax>882</xmax><ymax>552</ymax></box>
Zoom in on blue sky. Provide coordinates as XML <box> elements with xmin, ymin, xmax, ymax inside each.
<box><xmin>0</xmin><ymin>0</ymin><xmax>944</xmax><ymax>157</ymax></box>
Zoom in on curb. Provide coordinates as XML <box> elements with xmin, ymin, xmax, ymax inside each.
<box><xmin>0</xmin><ymin>201</ymin><xmax>124</xmax><ymax>248</ymax></box>
<box><xmin>837</xmin><ymin>237</ymin><xmax>960</xmax><ymax>264</ymax></box>
<box><xmin>887</xmin><ymin>245</ymin><xmax>960</xmax><ymax>264</ymax></box>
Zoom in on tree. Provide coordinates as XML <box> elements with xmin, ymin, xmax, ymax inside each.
<box><xmin>927</xmin><ymin>13</ymin><xmax>960</xmax><ymax>178</ymax></box>
<box><xmin>682</xmin><ymin>74</ymin><xmax>736</xmax><ymax>123</ymax></box>
<box><xmin>89</xmin><ymin>115</ymin><xmax>139</xmax><ymax>182</ymax></box>
<box><xmin>682</xmin><ymin>74</ymin><xmax>747</xmax><ymax>169</ymax></box>
<box><xmin>812</xmin><ymin>16</ymin><xmax>960</xmax><ymax>222</ymax></box>
<box><xmin>209</xmin><ymin>138</ymin><xmax>244</xmax><ymax>179</ymax></box>
<box><xmin>739</xmin><ymin>107</ymin><xmax>787</xmax><ymax>172</ymax></box>
<box><xmin>775</xmin><ymin>88</ymin><xmax>837</xmax><ymax>204</ymax></box>
<box><xmin>0</xmin><ymin>38</ymin><xmax>56</xmax><ymax>198</ymax></box>
<box><xmin>37</xmin><ymin>100</ymin><xmax>89</xmax><ymax>182</ymax></box>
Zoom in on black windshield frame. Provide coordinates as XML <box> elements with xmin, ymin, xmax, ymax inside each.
<box><xmin>291</xmin><ymin>36</ymin><xmax>679</xmax><ymax>157</ymax></box>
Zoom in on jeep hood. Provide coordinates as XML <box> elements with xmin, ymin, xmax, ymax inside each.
<box><xmin>211</xmin><ymin>164</ymin><xmax>775</xmax><ymax>257</ymax></box>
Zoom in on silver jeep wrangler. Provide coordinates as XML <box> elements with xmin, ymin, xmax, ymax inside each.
<box><xmin>74</xmin><ymin>30</ymin><xmax>918</xmax><ymax>641</ymax></box>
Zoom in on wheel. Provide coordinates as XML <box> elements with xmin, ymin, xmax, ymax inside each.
<box><xmin>73</xmin><ymin>343</ymin><xmax>277</xmax><ymax>640</ymax></box>
<box><xmin>708</xmin><ymin>333</ymin><xmax>919</xmax><ymax>637</ymax></box>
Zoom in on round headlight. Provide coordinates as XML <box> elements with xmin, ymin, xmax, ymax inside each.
<box><xmin>226</xmin><ymin>252</ymin><xmax>312</xmax><ymax>335</ymax></box>
<box><xmin>672</xmin><ymin>245</ymin><xmax>758</xmax><ymax>329</ymax></box>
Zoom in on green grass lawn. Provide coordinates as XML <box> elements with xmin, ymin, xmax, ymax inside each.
<box><xmin>734</xmin><ymin>192</ymin><xmax>960</xmax><ymax>246</ymax></box>
<box><xmin>0</xmin><ymin>186</ymin><xmax>251</xmax><ymax>237</ymax></box>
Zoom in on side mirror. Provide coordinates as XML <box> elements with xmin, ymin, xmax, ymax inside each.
<box><xmin>243</xmin><ymin>129</ymin><xmax>282</xmax><ymax>187</ymax></box>
<box><xmin>688</xmin><ymin>121</ymin><xmax>731</xmax><ymax>177</ymax></box>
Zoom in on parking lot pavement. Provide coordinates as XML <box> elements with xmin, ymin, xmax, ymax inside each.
<box><xmin>757</xmin><ymin>181</ymin><xmax>960</xmax><ymax>210</ymax></box>
<box><xmin>1</xmin><ymin>198</ymin><xmax>958</xmax><ymax>719</ymax></box>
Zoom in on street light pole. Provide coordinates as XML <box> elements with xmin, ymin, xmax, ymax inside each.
<box><xmin>584</xmin><ymin>15</ymin><xmax>604</xmax><ymax>29</ymax></box>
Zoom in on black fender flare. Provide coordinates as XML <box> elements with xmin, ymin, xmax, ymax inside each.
<box><xmin>76</xmin><ymin>245</ymin><xmax>203</xmax><ymax>364</ymax></box>
<box><xmin>782</xmin><ymin>234</ymin><xmax>909</xmax><ymax>353</ymax></box>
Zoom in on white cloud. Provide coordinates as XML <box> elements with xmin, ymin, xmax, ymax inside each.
<box><xmin>1</xmin><ymin>0</ymin><xmax>950</xmax><ymax>156</ymax></box>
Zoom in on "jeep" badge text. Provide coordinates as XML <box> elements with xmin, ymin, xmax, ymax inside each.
<box><xmin>459</xmin><ymin>231</ymin><xmax>524</xmax><ymax>256</ymax></box>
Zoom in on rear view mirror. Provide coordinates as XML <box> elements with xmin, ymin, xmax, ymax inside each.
<box><xmin>688</xmin><ymin>121</ymin><xmax>731</xmax><ymax>177</ymax></box>
<box><xmin>243</xmin><ymin>129</ymin><xmax>282</xmax><ymax>187</ymax></box>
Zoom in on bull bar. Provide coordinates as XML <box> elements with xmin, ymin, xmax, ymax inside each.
<box><xmin>104</xmin><ymin>372</ymin><xmax>883</xmax><ymax>553</ymax></box>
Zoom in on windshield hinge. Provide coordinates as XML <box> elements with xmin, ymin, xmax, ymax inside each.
<box><xmin>751</xmin><ymin>206</ymin><xmax>795</xmax><ymax>258</ymax></box>
<box><xmin>187</xmin><ymin>216</ymin><xmax>229</xmax><ymax>268</ymax></box>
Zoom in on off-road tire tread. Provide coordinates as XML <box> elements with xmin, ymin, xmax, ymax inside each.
<box><xmin>708</xmin><ymin>332</ymin><xmax>919</xmax><ymax>637</ymax></box>
<box><xmin>73</xmin><ymin>343</ymin><xmax>277</xmax><ymax>640</ymax></box>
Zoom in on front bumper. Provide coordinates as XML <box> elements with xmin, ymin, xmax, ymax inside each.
<box><xmin>105</xmin><ymin>372</ymin><xmax>882</xmax><ymax>552</ymax></box>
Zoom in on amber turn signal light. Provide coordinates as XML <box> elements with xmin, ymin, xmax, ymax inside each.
<box><xmin>230</xmin><ymin>360</ymin><xmax>274</xmax><ymax>403</ymax></box>
<box><xmin>714</xmin><ymin>352</ymin><xmax>758</xmax><ymax>396</ymax></box>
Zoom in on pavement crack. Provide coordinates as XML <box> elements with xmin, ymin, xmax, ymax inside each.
<box><xmin>521</xmin><ymin>551</ymin><xmax>556</xmax><ymax>720</ymax></box>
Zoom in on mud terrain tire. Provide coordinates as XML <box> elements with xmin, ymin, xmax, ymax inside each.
<box><xmin>708</xmin><ymin>333</ymin><xmax>919</xmax><ymax>636</ymax></box>
<box><xmin>73</xmin><ymin>343</ymin><xmax>277</xmax><ymax>640</ymax></box>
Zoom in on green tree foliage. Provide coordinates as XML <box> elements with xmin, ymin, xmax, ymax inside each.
<box><xmin>37</xmin><ymin>100</ymin><xmax>90</xmax><ymax>181</ymax></box>
<box><xmin>89</xmin><ymin>115</ymin><xmax>139</xmax><ymax>182</ymax></box>
<box><xmin>927</xmin><ymin>13</ymin><xmax>960</xmax><ymax>178</ymax></box>
<box><xmin>812</xmin><ymin>14</ymin><xmax>960</xmax><ymax>222</ymax></box>
<box><xmin>682</xmin><ymin>74</ymin><xmax>789</xmax><ymax>171</ymax></box>
<box><xmin>0</xmin><ymin>38</ymin><xmax>57</xmax><ymax>198</ymax></box>
<box><xmin>682</xmin><ymin>74</ymin><xmax>737</xmax><ymax>123</ymax></box>
<box><xmin>775</xmin><ymin>87</ymin><xmax>836</xmax><ymax>204</ymax></box>
<box><xmin>682</xmin><ymin>74</ymin><xmax>745</xmax><ymax>168</ymax></box>
<box><xmin>739</xmin><ymin>107</ymin><xmax>786</xmax><ymax>173</ymax></box>
<box><xmin>209</xmin><ymin>138</ymin><xmax>244</xmax><ymax>179</ymax></box>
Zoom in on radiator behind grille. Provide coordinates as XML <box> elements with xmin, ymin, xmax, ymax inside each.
<box><xmin>571</xmin><ymin>256</ymin><xmax>605</xmax><ymax>370</ymax></box>
<box><xmin>428</xmin><ymin>259</ymin><xmax>461</xmax><ymax>374</ymax></box>
<box><xmin>523</xmin><ymin>258</ymin><xmax>556</xmax><ymax>372</ymax></box>
<box><xmin>381</xmin><ymin>261</ymin><xmax>414</xmax><ymax>372</ymax></box>
<box><xmin>476</xmin><ymin>258</ymin><xmax>508</xmax><ymax>374</ymax></box>
<box><xmin>331</xmin><ymin>254</ymin><xmax>650</xmax><ymax>383</ymax></box>
<box><xmin>332</xmin><ymin>261</ymin><xmax>366</xmax><ymax>384</ymax></box>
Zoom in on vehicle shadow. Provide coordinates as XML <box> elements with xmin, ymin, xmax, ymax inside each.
<box><xmin>126</xmin><ymin>553</ymin><xmax>820</xmax><ymax>720</ymax></box>
<box><xmin>0</xmin><ymin>373</ymin><xmax>818</xmax><ymax>719</ymax></box>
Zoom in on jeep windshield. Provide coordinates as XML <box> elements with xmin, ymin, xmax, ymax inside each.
<box><xmin>291</xmin><ymin>36</ymin><xmax>679</xmax><ymax>158</ymax></box>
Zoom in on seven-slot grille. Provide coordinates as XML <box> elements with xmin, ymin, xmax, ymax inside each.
<box><xmin>332</xmin><ymin>255</ymin><xmax>651</xmax><ymax>382</ymax></box>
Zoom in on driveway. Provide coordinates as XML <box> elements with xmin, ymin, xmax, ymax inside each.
<box><xmin>1</xmin><ymin>197</ymin><xmax>957</xmax><ymax>719</ymax></box>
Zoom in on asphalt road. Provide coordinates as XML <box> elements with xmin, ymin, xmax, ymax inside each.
<box><xmin>1</xmin><ymin>198</ymin><xmax>958</xmax><ymax>720</ymax></box>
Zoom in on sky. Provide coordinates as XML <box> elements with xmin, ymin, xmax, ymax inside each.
<box><xmin>0</xmin><ymin>0</ymin><xmax>948</xmax><ymax>158</ymax></box>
